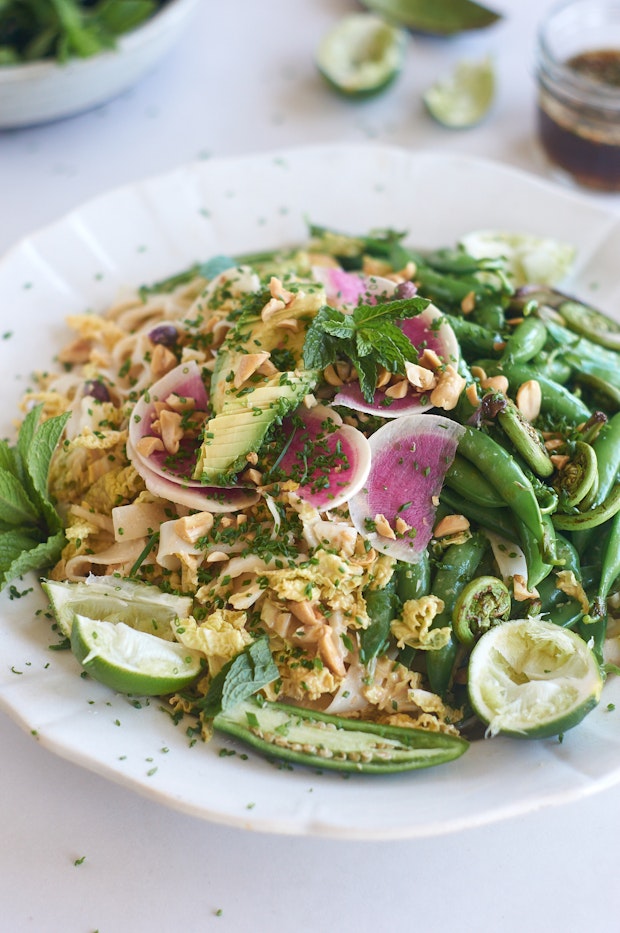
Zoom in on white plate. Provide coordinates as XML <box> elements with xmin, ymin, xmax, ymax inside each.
<box><xmin>0</xmin><ymin>0</ymin><xmax>200</xmax><ymax>129</ymax></box>
<box><xmin>1</xmin><ymin>144</ymin><xmax>620</xmax><ymax>840</ymax></box>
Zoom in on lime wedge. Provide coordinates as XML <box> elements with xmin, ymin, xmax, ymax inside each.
<box><xmin>468</xmin><ymin>617</ymin><xmax>603</xmax><ymax>738</ymax></box>
<box><xmin>316</xmin><ymin>13</ymin><xmax>406</xmax><ymax>97</ymax></box>
<box><xmin>70</xmin><ymin>615</ymin><xmax>203</xmax><ymax>696</ymax></box>
<box><xmin>42</xmin><ymin>576</ymin><xmax>192</xmax><ymax>639</ymax></box>
<box><xmin>459</xmin><ymin>230</ymin><xmax>576</xmax><ymax>286</ymax></box>
<box><xmin>423</xmin><ymin>56</ymin><xmax>495</xmax><ymax>127</ymax></box>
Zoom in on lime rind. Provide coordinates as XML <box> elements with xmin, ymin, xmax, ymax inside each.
<box><xmin>42</xmin><ymin>575</ymin><xmax>192</xmax><ymax>639</ymax></box>
<box><xmin>468</xmin><ymin>617</ymin><xmax>603</xmax><ymax>739</ymax></box>
<box><xmin>317</xmin><ymin>13</ymin><xmax>406</xmax><ymax>98</ymax></box>
<box><xmin>424</xmin><ymin>56</ymin><xmax>495</xmax><ymax>128</ymax></box>
<box><xmin>71</xmin><ymin>615</ymin><xmax>203</xmax><ymax>696</ymax></box>
<box><xmin>459</xmin><ymin>230</ymin><xmax>576</xmax><ymax>287</ymax></box>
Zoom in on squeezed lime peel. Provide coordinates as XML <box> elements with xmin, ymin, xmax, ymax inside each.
<box><xmin>316</xmin><ymin>13</ymin><xmax>406</xmax><ymax>97</ymax></box>
<box><xmin>424</xmin><ymin>56</ymin><xmax>495</xmax><ymax>128</ymax></box>
<box><xmin>468</xmin><ymin>617</ymin><xmax>603</xmax><ymax>738</ymax></box>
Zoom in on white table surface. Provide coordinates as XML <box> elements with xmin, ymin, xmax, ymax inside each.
<box><xmin>2</xmin><ymin>2</ymin><xmax>620</xmax><ymax>930</ymax></box>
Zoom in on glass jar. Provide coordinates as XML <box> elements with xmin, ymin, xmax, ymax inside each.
<box><xmin>536</xmin><ymin>0</ymin><xmax>620</xmax><ymax>191</ymax></box>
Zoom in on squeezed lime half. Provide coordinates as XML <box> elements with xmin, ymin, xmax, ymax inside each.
<box><xmin>424</xmin><ymin>56</ymin><xmax>495</xmax><ymax>127</ymax></box>
<box><xmin>468</xmin><ymin>617</ymin><xmax>603</xmax><ymax>738</ymax></box>
<box><xmin>316</xmin><ymin>13</ymin><xmax>406</xmax><ymax>97</ymax></box>
<box><xmin>70</xmin><ymin>615</ymin><xmax>203</xmax><ymax>696</ymax></box>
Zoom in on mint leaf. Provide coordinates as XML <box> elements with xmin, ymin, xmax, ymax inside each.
<box><xmin>352</xmin><ymin>296</ymin><xmax>427</xmax><ymax>326</ymax></box>
<box><xmin>26</xmin><ymin>411</ymin><xmax>70</xmax><ymax>499</ymax></box>
<box><xmin>0</xmin><ymin>531</ymin><xmax>66</xmax><ymax>588</ymax></box>
<box><xmin>200</xmin><ymin>637</ymin><xmax>279</xmax><ymax>718</ymax></box>
<box><xmin>0</xmin><ymin>469</ymin><xmax>40</xmax><ymax>525</ymax></box>
<box><xmin>16</xmin><ymin>405</ymin><xmax>41</xmax><ymax>469</ymax></box>
<box><xmin>0</xmin><ymin>530</ymin><xmax>41</xmax><ymax>573</ymax></box>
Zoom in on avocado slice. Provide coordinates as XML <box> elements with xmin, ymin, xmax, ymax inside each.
<box><xmin>194</xmin><ymin>371</ymin><xmax>318</xmax><ymax>483</ymax></box>
<box><xmin>211</xmin><ymin>288</ymin><xmax>324</xmax><ymax>414</ymax></box>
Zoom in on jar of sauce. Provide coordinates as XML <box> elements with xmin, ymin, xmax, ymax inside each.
<box><xmin>537</xmin><ymin>0</ymin><xmax>620</xmax><ymax>191</ymax></box>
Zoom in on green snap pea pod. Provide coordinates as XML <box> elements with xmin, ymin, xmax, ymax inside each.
<box><xmin>445</xmin><ymin>315</ymin><xmax>504</xmax><ymax>358</ymax></box>
<box><xmin>535</xmin><ymin>534</ymin><xmax>581</xmax><ymax>612</ymax></box>
<box><xmin>457</xmin><ymin>426</ymin><xmax>545</xmax><ymax>546</ymax></box>
<box><xmin>530</xmin><ymin>351</ymin><xmax>572</xmax><ymax>384</ymax></box>
<box><xmin>557</xmin><ymin>297</ymin><xmax>620</xmax><ymax>351</ymax></box>
<box><xmin>496</xmin><ymin>395</ymin><xmax>554</xmax><ymax>478</ymax></box>
<box><xmin>471</xmin><ymin>300</ymin><xmax>505</xmax><ymax>334</ymax></box>
<box><xmin>426</xmin><ymin>534</ymin><xmax>487</xmax><ymax>696</ymax></box>
<box><xmin>452</xmin><ymin>575</ymin><xmax>511</xmax><ymax>647</ymax></box>
<box><xmin>473</xmin><ymin>360</ymin><xmax>592</xmax><ymax>424</ymax></box>
<box><xmin>589</xmin><ymin>510</ymin><xmax>620</xmax><ymax>622</ymax></box>
<box><xmin>501</xmin><ymin>316</ymin><xmax>548</xmax><ymax>365</ymax></box>
<box><xmin>552</xmin><ymin>484</ymin><xmax>620</xmax><ymax>530</ymax></box>
<box><xmin>439</xmin><ymin>487</ymin><xmax>518</xmax><ymax>540</ymax></box>
<box><xmin>572</xmin><ymin>413</ymin><xmax>620</xmax><ymax>553</ymax></box>
<box><xmin>444</xmin><ymin>454</ymin><xmax>505</xmax><ymax>508</ymax></box>
<box><xmin>415</xmin><ymin>267</ymin><xmax>492</xmax><ymax>305</ymax></box>
<box><xmin>452</xmin><ymin>357</ymin><xmax>479</xmax><ymax>423</ymax></box>
<box><xmin>545</xmin><ymin>319</ymin><xmax>620</xmax><ymax>367</ymax></box>
<box><xmin>571</xmin><ymin>371</ymin><xmax>620</xmax><ymax>413</ymax></box>
<box><xmin>554</xmin><ymin>440</ymin><xmax>598</xmax><ymax>509</ymax></box>
<box><xmin>513</xmin><ymin>516</ymin><xmax>554</xmax><ymax>589</ymax></box>
<box><xmin>396</xmin><ymin>553</ymin><xmax>430</xmax><ymax>602</ymax></box>
<box><xmin>423</xmin><ymin>248</ymin><xmax>508</xmax><ymax>275</ymax></box>
<box><xmin>359</xmin><ymin>576</ymin><xmax>398</xmax><ymax>664</ymax></box>
<box><xmin>214</xmin><ymin>698</ymin><xmax>469</xmax><ymax>773</ymax></box>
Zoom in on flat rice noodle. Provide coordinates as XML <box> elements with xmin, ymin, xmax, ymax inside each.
<box><xmin>276</xmin><ymin>404</ymin><xmax>371</xmax><ymax>510</ymax></box>
<box><xmin>348</xmin><ymin>414</ymin><xmax>464</xmax><ymax>563</ymax></box>
<box><xmin>334</xmin><ymin>305</ymin><xmax>459</xmax><ymax>418</ymax></box>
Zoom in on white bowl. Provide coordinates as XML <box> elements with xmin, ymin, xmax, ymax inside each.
<box><xmin>0</xmin><ymin>0</ymin><xmax>201</xmax><ymax>129</ymax></box>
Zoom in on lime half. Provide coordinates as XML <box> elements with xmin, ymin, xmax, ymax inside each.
<box><xmin>459</xmin><ymin>230</ymin><xmax>576</xmax><ymax>287</ymax></box>
<box><xmin>42</xmin><ymin>576</ymin><xmax>192</xmax><ymax>639</ymax></box>
<box><xmin>424</xmin><ymin>57</ymin><xmax>495</xmax><ymax>128</ymax></box>
<box><xmin>468</xmin><ymin>617</ymin><xmax>603</xmax><ymax>738</ymax></box>
<box><xmin>70</xmin><ymin>615</ymin><xmax>203</xmax><ymax>696</ymax></box>
<box><xmin>317</xmin><ymin>13</ymin><xmax>406</xmax><ymax>97</ymax></box>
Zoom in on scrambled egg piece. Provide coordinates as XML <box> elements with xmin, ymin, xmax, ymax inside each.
<box><xmin>174</xmin><ymin>610</ymin><xmax>253</xmax><ymax>677</ymax></box>
<box><xmin>390</xmin><ymin>595</ymin><xmax>451</xmax><ymax>651</ymax></box>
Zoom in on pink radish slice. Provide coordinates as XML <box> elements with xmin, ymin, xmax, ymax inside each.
<box><xmin>127</xmin><ymin>440</ymin><xmax>258</xmax><ymax>512</ymax></box>
<box><xmin>276</xmin><ymin>404</ymin><xmax>371</xmax><ymax>510</ymax></box>
<box><xmin>348</xmin><ymin>414</ymin><xmax>464</xmax><ymax>563</ymax></box>
<box><xmin>333</xmin><ymin>305</ymin><xmax>459</xmax><ymax>419</ymax></box>
<box><xmin>311</xmin><ymin>267</ymin><xmax>397</xmax><ymax>307</ymax></box>
<box><xmin>128</xmin><ymin>360</ymin><xmax>209</xmax><ymax>487</ymax></box>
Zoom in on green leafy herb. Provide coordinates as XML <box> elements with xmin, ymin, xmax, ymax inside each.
<box><xmin>199</xmin><ymin>637</ymin><xmax>279</xmax><ymax>718</ymax></box>
<box><xmin>303</xmin><ymin>296</ymin><xmax>428</xmax><ymax>401</ymax></box>
<box><xmin>0</xmin><ymin>0</ymin><xmax>164</xmax><ymax>65</ymax></box>
<box><xmin>0</xmin><ymin>406</ymin><xmax>70</xmax><ymax>593</ymax></box>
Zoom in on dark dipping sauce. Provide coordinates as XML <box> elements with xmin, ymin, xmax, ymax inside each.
<box><xmin>538</xmin><ymin>49</ymin><xmax>620</xmax><ymax>190</ymax></box>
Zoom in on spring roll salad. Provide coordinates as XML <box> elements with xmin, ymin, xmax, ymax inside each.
<box><xmin>4</xmin><ymin>225</ymin><xmax>620</xmax><ymax>774</ymax></box>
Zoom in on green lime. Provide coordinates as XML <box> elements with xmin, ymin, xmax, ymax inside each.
<box><xmin>316</xmin><ymin>13</ymin><xmax>406</xmax><ymax>98</ymax></box>
<box><xmin>468</xmin><ymin>617</ymin><xmax>603</xmax><ymax>739</ymax></box>
<box><xmin>458</xmin><ymin>230</ymin><xmax>576</xmax><ymax>287</ymax></box>
<box><xmin>42</xmin><ymin>576</ymin><xmax>192</xmax><ymax>639</ymax></box>
<box><xmin>70</xmin><ymin>615</ymin><xmax>203</xmax><ymax>696</ymax></box>
<box><xmin>558</xmin><ymin>299</ymin><xmax>620</xmax><ymax>351</ymax></box>
<box><xmin>423</xmin><ymin>56</ymin><xmax>495</xmax><ymax>127</ymax></box>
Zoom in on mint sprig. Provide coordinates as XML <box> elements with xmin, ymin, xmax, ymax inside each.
<box><xmin>303</xmin><ymin>296</ymin><xmax>428</xmax><ymax>401</ymax></box>
<box><xmin>0</xmin><ymin>406</ymin><xmax>70</xmax><ymax>593</ymax></box>
<box><xmin>199</xmin><ymin>637</ymin><xmax>279</xmax><ymax>718</ymax></box>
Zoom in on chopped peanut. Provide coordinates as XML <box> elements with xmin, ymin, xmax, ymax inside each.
<box><xmin>323</xmin><ymin>363</ymin><xmax>343</xmax><ymax>386</ymax></box>
<box><xmin>434</xmin><ymin>514</ymin><xmax>470</xmax><ymax>538</ymax></box>
<box><xmin>135</xmin><ymin>435</ymin><xmax>165</xmax><ymax>457</ymax></box>
<box><xmin>395</xmin><ymin>516</ymin><xmax>411</xmax><ymax>535</ymax></box>
<box><xmin>466</xmin><ymin>382</ymin><xmax>480</xmax><ymax>407</ymax></box>
<box><xmin>150</xmin><ymin>344</ymin><xmax>177</xmax><ymax>379</ymax></box>
<box><xmin>551</xmin><ymin>454</ymin><xmax>570</xmax><ymax>470</ymax></box>
<box><xmin>374</xmin><ymin>513</ymin><xmax>396</xmax><ymax>539</ymax></box>
<box><xmin>175</xmin><ymin>511</ymin><xmax>214</xmax><ymax>544</ymax></box>
<box><xmin>461</xmin><ymin>291</ymin><xmax>476</xmax><ymax>314</ymax></box>
<box><xmin>516</xmin><ymin>380</ymin><xmax>542</xmax><ymax>422</ymax></box>
<box><xmin>233</xmin><ymin>351</ymin><xmax>271</xmax><ymax>388</ymax></box>
<box><xmin>405</xmin><ymin>361</ymin><xmax>437</xmax><ymax>391</ymax></box>
<box><xmin>430</xmin><ymin>365</ymin><xmax>466</xmax><ymax>410</ymax></box>
<box><xmin>384</xmin><ymin>379</ymin><xmax>409</xmax><ymax>399</ymax></box>
<box><xmin>261</xmin><ymin>297</ymin><xmax>286</xmax><ymax>322</ymax></box>
<box><xmin>159</xmin><ymin>409</ymin><xmax>184</xmax><ymax>455</ymax></box>
<box><xmin>269</xmin><ymin>276</ymin><xmax>295</xmax><ymax>305</ymax></box>
<box><xmin>513</xmin><ymin>573</ymin><xmax>539</xmax><ymax>601</ymax></box>
<box><xmin>165</xmin><ymin>393</ymin><xmax>196</xmax><ymax>413</ymax></box>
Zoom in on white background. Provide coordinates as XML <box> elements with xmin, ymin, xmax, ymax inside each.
<box><xmin>2</xmin><ymin>1</ymin><xmax>620</xmax><ymax>930</ymax></box>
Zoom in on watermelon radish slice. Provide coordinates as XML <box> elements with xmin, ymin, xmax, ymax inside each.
<box><xmin>127</xmin><ymin>439</ymin><xmax>258</xmax><ymax>512</ymax></box>
<box><xmin>334</xmin><ymin>305</ymin><xmax>459</xmax><ymax>418</ymax></box>
<box><xmin>127</xmin><ymin>360</ymin><xmax>256</xmax><ymax>510</ymax></box>
<box><xmin>275</xmin><ymin>404</ymin><xmax>371</xmax><ymax>510</ymax></box>
<box><xmin>348</xmin><ymin>414</ymin><xmax>464</xmax><ymax>563</ymax></box>
<box><xmin>311</xmin><ymin>266</ymin><xmax>397</xmax><ymax>307</ymax></box>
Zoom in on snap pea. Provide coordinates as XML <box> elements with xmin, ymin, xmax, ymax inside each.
<box><xmin>471</xmin><ymin>300</ymin><xmax>505</xmax><ymax>334</ymax></box>
<box><xmin>439</xmin><ymin>487</ymin><xmax>518</xmax><ymax>540</ymax></box>
<box><xmin>359</xmin><ymin>576</ymin><xmax>398</xmax><ymax>664</ymax></box>
<box><xmin>444</xmin><ymin>454</ymin><xmax>505</xmax><ymax>508</ymax></box>
<box><xmin>501</xmin><ymin>316</ymin><xmax>548</xmax><ymax>365</ymax></box>
<box><xmin>535</xmin><ymin>533</ymin><xmax>582</xmax><ymax>613</ymax></box>
<box><xmin>589</xmin><ymin>412</ymin><xmax>620</xmax><ymax>508</ymax></box>
<box><xmin>474</xmin><ymin>360</ymin><xmax>592</xmax><ymax>424</ymax></box>
<box><xmin>396</xmin><ymin>553</ymin><xmax>430</xmax><ymax>602</ymax></box>
<box><xmin>426</xmin><ymin>534</ymin><xmax>487</xmax><ymax>696</ymax></box>
<box><xmin>457</xmin><ymin>426</ymin><xmax>545</xmax><ymax>546</ymax></box>
<box><xmin>445</xmin><ymin>316</ymin><xmax>504</xmax><ymax>357</ymax></box>
<box><xmin>590</xmin><ymin>510</ymin><xmax>620</xmax><ymax>622</ymax></box>
<box><xmin>513</xmin><ymin>516</ymin><xmax>553</xmax><ymax>589</ymax></box>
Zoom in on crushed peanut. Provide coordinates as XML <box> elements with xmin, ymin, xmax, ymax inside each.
<box><xmin>516</xmin><ymin>379</ymin><xmax>542</xmax><ymax>422</ymax></box>
<box><xmin>434</xmin><ymin>514</ymin><xmax>470</xmax><ymax>538</ymax></box>
<box><xmin>374</xmin><ymin>513</ymin><xmax>396</xmax><ymax>539</ymax></box>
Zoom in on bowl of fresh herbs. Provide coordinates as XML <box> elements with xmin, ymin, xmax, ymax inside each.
<box><xmin>0</xmin><ymin>0</ymin><xmax>200</xmax><ymax>128</ymax></box>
